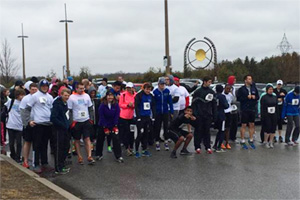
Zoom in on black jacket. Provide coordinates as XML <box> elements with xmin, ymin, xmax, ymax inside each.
<box><xmin>50</xmin><ymin>97</ymin><xmax>69</xmax><ymax>130</ymax></box>
<box><xmin>260</xmin><ymin>94</ymin><xmax>278</xmax><ymax>120</ymax></box>
<box><xmin>237</xmin><ymin>84</ymin><xmax>259</xmax><ymax>111</ymax></box>
<box><xmin>191</xmin><ymin>86</ymin><xmax>217</xmax><ymax>120</ymax></box>
<box><xmin>273</xmin><ymin>88</ymin><xmax>287</xmax><ymax>107</ymax></box>
<box><xmin>216</xmin><ymin>93</ymin><xmax>229</xmax><ymax>121</ymax></box>
<box><xmin>169</xmin><ymin>113</ymin><xmax>197</xmax><ymax>130</ymax></box>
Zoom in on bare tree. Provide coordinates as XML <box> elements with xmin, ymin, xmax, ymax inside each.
<box><xmin>0</xmin><ymin>39</ymin><xmax>19</xmax><ymax>85</ymax></box>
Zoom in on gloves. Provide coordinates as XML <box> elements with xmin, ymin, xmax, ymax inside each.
<box><xmin>113</xmin><ymin>126</ymin><xmax>119</xmax><ymax>134</ymax></box>
<box><xmin>104</xmin><ymin>128</ymin><xmax>110</xmax><ymax>135</ymax></box>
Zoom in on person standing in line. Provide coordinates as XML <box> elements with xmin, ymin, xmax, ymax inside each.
<box><xmin>223</xmin><ymin>84</ymin><xmax>235</xmax><ymax>149</ymax></box>
<box><xmin>227</xmin><ymin>76</ymin><xmax>239</xmax><ymax>143</ymax></box>
<box><xmin>165</xmin><ymin>75</ymin><xmax>180</xmax><ymax>119</ymax></box>
<box><xmin>98</xmin><ymin>78</ymin><xmax>108</xmax><ymax>99</ymax></box>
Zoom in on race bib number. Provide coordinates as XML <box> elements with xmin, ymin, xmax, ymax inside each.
<box><xmin>268</xmin><ymin>107</ymin><xmax>275</xmax><ymax>114</ymax></box>
<box><xmin>231</xmin><ymin>104</ymin><xmax>238</xmax><ymax>111</ymax></box>
<box><xmin>130</xmin><ymin>125</ymin><xmax>135</xmax><ymax>132</ymax></box>
<box><xmin>292</xmin><ymin>99</ymin><xmax>299</xmax><ymax>105</ymax></box>
<box><xmin>39</xmin><ymin>97</ymin><xmax>47</xmax><ymax>104</ymax></box>
<box><xmin>65</xmin><ymin>110</ymin><xmax>70</xmax><ymax>120</ymax></box>
<box><xmin>205</xmin><ymin>94</ymin><xmax>213</xmax><ymax>101</ymax></box>
<box><xmin>143</xmin><ymin>102</ymin><xmax>150</xmax><ymax>110</ymax></box>
<box><xmin>78</xmin><ymin>111</ymin><xmax>87</xmax><ymax>119</ymax></box>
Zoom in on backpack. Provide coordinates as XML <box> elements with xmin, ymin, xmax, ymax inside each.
<box><xmin>1</xmin><ymin>99</ymin><xmax>15</xmax><ymax>123</ymax></box>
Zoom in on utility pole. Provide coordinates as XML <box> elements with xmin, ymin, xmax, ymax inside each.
<box><xmin>164</xmin><ymin>0</ymin><xmax>171</xmax><ymax>75</ymax></box>
<box><xmin>17</xmin><ymin>23</ymin><xmax>28</xmax><ymax>80</ymax></box>
<box><xmin>60</xmin><ymin>3</ymin><xmax>73</xmax><ymax>77</ymax></box>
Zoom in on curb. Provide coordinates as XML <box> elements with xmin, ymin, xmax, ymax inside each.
<box><xmin>0</xmin><ymin>154</ymin><xmax>80</xmax><ymax>200</ymax></box>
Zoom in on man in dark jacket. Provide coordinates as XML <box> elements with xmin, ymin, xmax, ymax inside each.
<box><xmin>192</xmin><ymin>76</ymin><xmax>217</xmax><ymax>154</ymax></box>
<box><xmin>237</xmin><ymin>75</ymin><xmax>259</xmax><ymax>150</ymax></box>
<box><xmin>50</xmin><ymin>88</ymin><xmax>71</xmax><ymax>174</ymax></box>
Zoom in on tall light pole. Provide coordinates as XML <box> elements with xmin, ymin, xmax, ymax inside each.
<box><xmin>164</xmin><ymin>0</ymin><xmax>171</xmax><ymax>75</ymax></box>
<box><xmin>60</xmin><ymin>3</ymin><xmax>73</xmax><ymax>77</ymax></box>
<box><xmin>18</xmin><ymin>23</ymin><xmax>28</xmax><ymax>80</ymax></box>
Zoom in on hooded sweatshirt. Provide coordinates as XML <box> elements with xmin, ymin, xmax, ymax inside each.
<box><xmin>50</xmin><ymin>97</ymin><xmax>69</xmax><ymax>130</ymax></box>
<box><xmin>119</xmin><ymin>90</ymin><xmax>136</xmax><ymax>119</ymax></box>
<box><xmin>282</xmin><ymin>91</ymin><xmax>300</xmax><ymax>118</ymax></box>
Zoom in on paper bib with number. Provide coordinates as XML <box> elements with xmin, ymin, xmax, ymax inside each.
<box><xmin>130</xmin><ymin>125</ymin><xmax>135</xmax><ymax>132</ymax></box>
<box><xmin>292</xmin><ymin>99</ymin><xmax>299</xmax><ymax>105</ymax></box>
<box><xmin>267</xmin><ymin>107</ymin><xmax>275</xmax><ymax>114</ymax></box>
<box><xmin>78</xmin><ymin>111</ymin><xmax>87</xmax><ymax>119</ymax></box>
<box><xmin>65</xmin><ymin>110</ymin><xmax>70</xmax><ymax>120</ymax></box>
<box><xmin>205</xmin><ymin>94</ymin><xmax>213</xmax><ymax>101</ymax></box>
<box><xmin>143</xmin><ymin>102</ymin><xmax>150</xmax><ymax>110</ymax></box>
<box><xmin>39</xmin><ymin>97</ymin><xmax>47</xmax><ymax>104</ymax></box>
<box><xmin>231</xmin><ymin>104</ymin><xmax>238</xmax><ymax>111</ymax></box>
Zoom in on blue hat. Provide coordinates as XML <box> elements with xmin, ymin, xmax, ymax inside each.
<box><xmin>67</xmin><ymin>76</ymin><xmax>73</xmax><ymax>81</ymax></box>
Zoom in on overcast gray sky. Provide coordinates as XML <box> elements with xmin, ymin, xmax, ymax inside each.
<box><xmin>0</xmin><ymin>0</ymin><xmax>299</xmax><ymax>78</ymax></box>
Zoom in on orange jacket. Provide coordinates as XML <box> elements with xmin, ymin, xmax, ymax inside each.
<box><xmin>119</xmin><ymin>91</ymin><xmax>136</xmax><ymax>119</ymax></box>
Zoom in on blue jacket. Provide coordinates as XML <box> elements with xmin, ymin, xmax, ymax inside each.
<box><xmin>237</xmin><ymin>84</ymin><xmax>259</xmax><ymax>111</ymax></box>
<box><xmin>135</xmin><ymin>91</ymin><xmax>156</xmax><ymax>118</ymax></box>
<box><xmin>50</xmin><ymin>97</ymin><xmax>69</xmax><ymax>130</ymax></box>
<box><xmin>282</xmin><ymin>91</ymin><xmax>300</xmax><ymax>118</ymax></box>
<box><xmin>153</xmin><ymin>88</ymin><xmax>173</xmax><ymax>115</ymax></box>
<box><xmin>98</xmin><ymin>103</ymin><xmax>120</xmax><ymax>128</ymax></box>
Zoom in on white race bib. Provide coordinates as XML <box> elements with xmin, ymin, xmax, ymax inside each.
<box><xmin>65</xmin><ymin>110</ymin><xmax>70</xmax><ymax>120</ymax></box>
<box><xmin>292</xmin><ymin>99</ymin><xmax>299</xmax><ymax>105</ymax></box>
<box><xmin>130</xmin><ymin>125</ymin><xmax>135</xmax><ymax>132</ymax></box>
<box><xmin>268</xmin><ymin>107</ymin><xmax>275</xmax><ymax>114</ymax></box>
<box><xmin>78</xmin><ymin>111</ymin><xmax>87</xmax><ymax>119</ymax></box>
<box><xmin>231</xmin><ymin>104</ymin><xmax>238</xmax><ymax>111</ymax></box>
<box><xmin>205</xmin><ymin>94</ymin><xmax>213</xmax><ymax>101</ymax></box>
<box><xmin>143</xmin><ymin>102</ymin><xmax>150</xmax><ymax>110</ymax></box>
<box><xmin>39</xmin><ymin>97</ymin><xmax>47</xmax><ymax>104</ymax></box>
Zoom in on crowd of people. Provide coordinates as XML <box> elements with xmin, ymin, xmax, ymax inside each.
<box><xmin>0</xmin><ymin>74</ymin><xmax>299</xmax><ymax>175</ymax></box>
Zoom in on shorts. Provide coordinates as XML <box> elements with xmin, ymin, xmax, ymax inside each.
<box><xmin>71</xmin><ymin>120</ymin><xmax>93</xmax><ymax>140</ymax></box>
<box><xmin>168</xmin><ymin>128</ymin><xmax>191</xmax><ymax>143</ymax></box>
<box><xmin>225</xmin><ymin>113</ymin><xmax>232</xmax><ymax>128</ymax></box>
<box><xmin>23</xmin><ymin>126</ymin><xmax>33</xmax><ymax>142</ymax></box>
<box><xmin>241</xmin><ymin>110</ymin><xmax>256</xmax><ymax>124</ymax></box>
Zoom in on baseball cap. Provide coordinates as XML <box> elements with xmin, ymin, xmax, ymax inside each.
<box><xmin>126</xmin><ymin>82</ymin><xmax>134</xmax><ymax>88</ymax></box>
<box><xmin>277</xmin><ymin>80</ymin><xmax>283</xmax><ymax>85</ymax></box>
<box><xmin>67</xmin><ymin>76</ymin><xmax>73</xmax><ymax>81</ymax></box>
<box><xmin>158</xmin><ymin>77</ymin><xmax>166</xmax><ymax>85</ymax></box>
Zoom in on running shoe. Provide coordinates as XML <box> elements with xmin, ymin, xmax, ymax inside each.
<box><xmin>170</xmin><ymin>151</ymin><xmax>177</xmax><ymax>158</ymax></box>
<box><xmin>180</xmin><ymin>148</ymin><xmax>191</xmax><ymax>155</ymax></box>
<box><xmin>216</xmin><ymin>148</ymin><xmax>226</xmax><ymax>153</ymax></box>
<box><xmin>221</xmin><ymin>143</ymin><xmax>226</xmax><ymax>149</ymax></box>
<box><xmin>241</xmin><ymin>142</ymin><xmax>248</xmax><ymax>150</ymax></box>
<box><xmin>196</xmin><ymin>148</ymin><xmax>201</xmax><ymax>154</ymax></box>
<box><xmin>156</xmin><ymin>142</ymin><xmax>161</xmax><ymax>151</ymax></box>
<box><xmin>273</xmin><ymin>137</ymin><xmax>277</xmax><ymax>143</ymax></box>
<box><xmin>107</xmin><ymin>146</ymin><xmax>112</xmax><ymax>153</ymax></box>
<box><xmin>116</xmin><ymin>157</ymin><xmax>124</xmax><ymax>163</ymax></box>
<box><xmin>164</xmin><ymin>142</ymin><xmax>169</xmax><ymax>151</ymax></box>
<box><xmin>126</xmin><ymin>149</ymin><xmax>133</xmax><ymax>156</ymax></box>
<box><xmin>248</xmin><ymin>140</ymin><xmax>256</xmax><ymax>149</ymax></box>
<box><xmin>279</xmin><ymin>136</ymin><xmax>283</xmax><ymax>143</ymax></box>
<box><xmin>142</xmin><ymin>150</ymin><xmax>152</xmax><ymax>157</ymax></box>
<box><xmin>95</xmin><ymin>156</ymin><xmax>103</xmax><ymax>161</ymax></box>
<box><xmin>63</xmin><ymin>166</ymin><xmax>71</xmax><ymax>172</ymax></box>
<box><xmin>78</xmin><ymin>156</ymin><xmax>84</xmax><ymax>165</ymax></box>
<box><xmin>87</xmin><ymin>157</ymin><xmax>95</xmax><ymax>165</ymax></box>
<box><xmin>206</xmin><ymin>148</ymin><xmax>213</xmax><ymax>154</ymax></box>
<box><xmin>226</xmin><ymin>143</ymin><xmax>231</xmax><ymax>150</ymax></box>
<box><xmin>55</xmin><ymin>168</ymin><xmax>70</xmax><ymax>175</ymax></box>
<box><xmin>135</xmin><ymin>152</ymin><xmax>141</xmax><ymax>158</ymax></box>
<box><xmin>269</xmin><ymin>143</ymin><xmax>274</xmax><ymax>149</ymax></box>
<box><xmin>33</xmin><ymin>166</ymin><xmax>42</xmax><ymax>174</ymax></box>
<box><xmin>265</xmin><ymin>143</ymin><xmax>270</xmax><ymax>149</ymax></box>
<box><xmin>292</xmin><ymin>141</ymin><xmax>299</xmax><ymax>145</ymax></box>
<box><xmin>287</xmin><ymin>141</ymin><xmax>294</xmax><ymax>146</ymax></box>
<box><xmin>22</xmin><ymin>161</ymin><xmax>29</xmax><ymax>169</ymax></box>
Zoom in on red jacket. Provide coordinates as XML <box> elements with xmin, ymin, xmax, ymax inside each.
<box><xmin>119</xmin><ymin>91</ymin><xmax>136</xmax><ymax>119</ymax></box>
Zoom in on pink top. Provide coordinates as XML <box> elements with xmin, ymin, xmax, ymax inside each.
<box><xmin>119</xmin><ymin>91</ymin><xmax>136</xmax><ymax>119</ymax></box>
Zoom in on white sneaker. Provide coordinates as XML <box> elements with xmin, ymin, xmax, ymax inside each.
<box><xmin>265</xmin><ymin>143</ymin><xmax>270</xmax><ymax>148</ymax></box>
<box><xmin>269</xmin><ymin>143</ymin><xmax>274</xmax><ymax>149</ymax></box>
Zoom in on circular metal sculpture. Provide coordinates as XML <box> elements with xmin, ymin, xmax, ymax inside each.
<box><xmin>184</xmin><ymin>37</ymin><xmax>217</xmax><ymax>69</ymax></box>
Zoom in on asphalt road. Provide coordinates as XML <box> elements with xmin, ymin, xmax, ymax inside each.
<box><xmin>44</xmin><ymin>126</ymin><xmax>300</xmax><ymax>200</ymax></box>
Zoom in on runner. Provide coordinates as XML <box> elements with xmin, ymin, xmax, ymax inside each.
<box><xmin>118</xmin><ymin>82</ymin><xmax>136</xmax><ymax>156</ymax></box>
<box><xmin>260</xmin><ymin>85</ymin><xmax>278</xmax><ymax>148</ymax></box>
<box><xmin>50</xmin><ymin>88</ymin><xmax>71</xmax><ymax>174</ymax></box>
<box><xmin>68</xmin><ymin>83</ymin><xmax>95</xmax><ymax>165</ymax></box>
<box><xmin>192</xmin><ymin>76</ymin><xmax>217</xmax><ymax>154</ymax></box>
<box><xmin>134</xmin><ymin>83</ymin><xmax>156</xmax><ymax>158</ymax></box>
<box><xmin>96</xmin><ymin>91</ymin><xmax>123</xmax><ymax>163</ymax></box>
<box><xmin>237</xmin><ymin>75</ymin><xmax>259</xmax><ymax>150</ymax></box>
<box><xmin>0</xmin><ymin>86</ymin><xmax>10</xmax><ymax>146</ymax></box>
<box><xmin>213</xmin><ymin>85</ymin><xmax>229</xmax><ymax>153</ymax></box>
<box><xmin>165</xmin><ymin>75</ymin><xmax>180</xmax><ymax>118</ymax></box>
<box><xmin>227</xmin><ymin>76</ymin><xmax>239</xmax><ymax>143</ymax></box>
<box><xmin>273</xmin><ymin>80</ymin><xmax>287</xmax><ymax>143</ymax></box>
<box><xmin>223</xmin><ymin>84</ymin><xmax>235</xmax><ymax>149</ymax></box>
<box><xmin>25</xmin><ymin>79</ymin><xmax>54</xmax><ymax>173</ymax></box>
<box><xmin>282</xmin><ymin>86</ymin><xmax>300</xmax><ymax>146</ymax></box>
<box><xmin>5</xmin><ymin>89</ymin><xmax>26</xmax><ymax>162</ymax></box>
<box><xmin>169</xmin><ymin>106</ymin><xmax>196</xmax><ymax>158</ymax></box>
<box><xmin>98</xmin><ymin>78</ymin><xmax>108</xmax><ymax>98</ymax></box>
<box><xmin>20</xmin><ymin>82</ymin><xmax>38</xmax><ymax>168</ymax></box>
<box><xmin>153</xmin><ymin>78</ymin><xmax>173</xmax><ymax>151</ymax></box>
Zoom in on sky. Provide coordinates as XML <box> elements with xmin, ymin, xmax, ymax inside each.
<box><xmin>0</xmin><ymin>0</ymin><xmax>299</xmax><ymax>79</ymax></box>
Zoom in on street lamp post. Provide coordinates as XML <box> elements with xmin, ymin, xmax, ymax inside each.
<box><xmin>17</xmin><ymin>23</ymin><xmax>28</xmax><ymax>80</ymax></box>
<box><xmin>60</xmin><ymin>3</ymin><xmax>73</xmax><ymax>77</ymax></box>
<box><xmin>164</xmin><ymin>0</ymin><xmax>171</xmax><ymax>75</ymax></box>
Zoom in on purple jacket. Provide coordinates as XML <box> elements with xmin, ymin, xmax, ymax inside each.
<box><xmin>98</xmin><ymin>103</ymin><xmax>120</xmax><ymax>128</ymax></box>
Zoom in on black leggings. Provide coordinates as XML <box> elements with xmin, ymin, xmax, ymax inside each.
<box><xmin>52</xmin><ymin>127</ymin><xmax>70</xmax><ymax>171</ymax></box>
<box><xmin>32</xmin><ymin>125</ymin><xmax>52</xmax><ymax>166</ymax></box>
<box><xmin>119</xmin><ymin>118</ymin><xmax>134</xmax><ymax>149</ymax></box>
<box><xmin>214</xmin><ymin>120</ymin><xmax>225</xmax><ymax>148</ymax></box>
<box><xmin>136</xmin><ymin>117</ymin><xmax>151</xmax><ymax>151</ymax></box>
<box><xmin>8</xmin><ymin>129</ymin><xmax>22</xmax><ymax>161</ymax></box>
<box><xmin>194</xmin><ymin>117</ymin><xmax>212</xmax><ymax>150</ymax></box>
<box><xmin>154</xmin><ymin>113</ymin><xmax>169</xmax><ymax>142</ymax></box>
